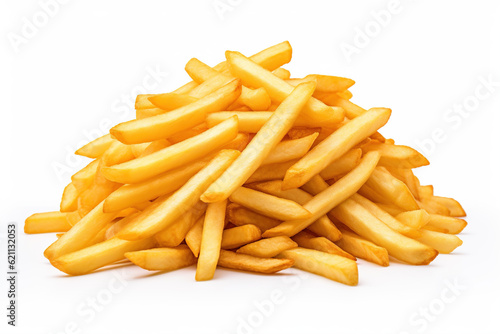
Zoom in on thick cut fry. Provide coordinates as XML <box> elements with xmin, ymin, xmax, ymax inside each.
<box><xmin>125</xmin><ymin>245</ymin><xmax>197</xmax><ymax>271</ymax></box>
<box><xmin>236</xmin><ymin>236</ymin><xmax>297</xmax><ymax>258</ymax></box>
<box><xmin>110</xmin><ymin>79</ymin><xmax>240</xmax><ymax>144</ymax></box>
<box><xmin>337</xmin><ymin>90</ymin><xmax>353</xmax><ymax>100</ymax></box>
<box><xmin>376</xmin><ymin>203</ymin><xmax>404</xmax><ymax>216</ymax></box>
<box><xmin>135</xmin><ymin>94</ymin><xmax>156</xmax><ymax>109</ymax></box>
<box><xmin>331</xmin><ymin>199</ymin><xmax>438</xmax><ymax>265</ymax></box>
<box><xmin>148</xmin><ymin>93</ymin><xmax>198</xmax><ymax>111</ymax></box>
<box><xmin>71</xmin><ymin>159</ymin><xmax>99</xmax><ymax>192</ymax></box>
<box><xmin>103</xmin><ymin>117</ymin><xmax>238</xmax><ymax>184</ymax></box>
<box><xmin>351</xmin><ymin>193</ymin><xmax>421</xmax><ymax>238</ymax></box>
<box><xmin>432</xmin><ymin>196</ymin><xmax>466</xmax><ymax>217</ymax></box>
<box><xmin>396</xmin><ymin>210</ymin><xmax>430</xmax><ymax>229</ymax></box>
<box><xmin>138</xmin><ymin>139</ymin><xmax>171</xmax><ymax>157</ymax></box>
<box><xmin>221</xmin><ymin>224</ymin><xmax>261</xmax><ymax>249</ymax></box>
<box><xmin>75</xmin><ymin>134</ymin><xmax>115</xmax><ymax>158</ymax></box>
<box><xmin>44</xmin><ymin>201</ymin><xmax>117</xmax><ymax>260</ymax></box>
<box><xmin>263</xmin><ymin>151</ymin><xmax>380</xmax><ymax>238</ymax></box>
<box><xmin>206</xmin><ymin>111</ymin><xmax>335</xmax><ymax>132</ymax></box>
<box><xmin>105</xmin><ymin>213</ymin><xmax>141</xmax><ymax>240</ymax></box>
<box><xmin>418</xmin><ymin>198</ymin><xmax>451</xmax><ymax>216</ymax></box>
<box><xmin>60</xmin><ymin>183</ymin><xmax>79</xmax><ymax>212</ymax></box>
<box><xmin>292</xmin><ymin>231</ymin><xmax>356</xmax><ymax>261</ymax></box>
<box><xmin>155</xmin><ymin>201</ymin><xmax>207</xmax><ymax>247</ymax></box>
<box><xmin>272</xmin><ymin>68</ymin><xmax>291</xmax><ymax>79</ymax></box>
<box><xmin>202</xmin><ymin>82</ymin><xmax>316</xmax><ymax>203</ymax></box>
<box><xmin>424</xmin><ymin>214</ymin><xmax>467</xmax><ymax>234</ymax></box>
<box><xmin>117</xmin><ymin>150</ymin><xmax>239</xmax><ymax>240</ymax></box>
<box><xmin>361</xmin><ymin>141</ymin><xmax>429</xmax><ymax>169</ymax></box>
<box><xmin>196</xmin><ymin>200</ymin><xmax>227</xmax><ymax>281</ymax></box>
<box><xmin>218</xmin><ymin>249</ymin><xmax>294</xmax><ymax>274</ymax></box>
<box><xmin>319</xmin><ymin>149</ymin><xmax>362</xmax><ymax>180</ymax></box>
<box><xmin>225</xmin><ymin>51</ymin><xmax>344</xmax><ymax>124</ymax></box>
<box><xmin>413</xmin><ymin>230</ymin><xmax>463</xmax><ymax>254</ymax></box>
<box><xmin>248</xmin><ymin>180</ymin><xmax>342</xmax><ymax>242</ymax></box>
<box><xmin>103</xmin><ymin>159</ymin><xmax>208</xmax><ymax>212</ymax></box>
<box><xmin>229</xmin><ymin>187</ymin><xmax>312</xmax><ymax>221</ymax></box>
<box><xmin>283</xmin><ymin>108</ymin><xmax>391</xmax><ymax>189</ymax></box>
<box><xmin>185</xmin><ymin>216</ymin><xmax>204</xmax><ymax>257</ymax></box>
<box><xmin>287</xmin><ymin>74</ymin><xmax>355</xmax><ymax>93</ymax></box>
<box><xmin>385</xmin><ymin>167</ymin><xmax>421</xmax><ymax>201</ymax></box>
<box><xmin>226</xmin><ymin>204</ymin><xmax>280</xmax><ymax>232</ymax></box>
<box><xmin>335</xmin><ymin>228</ymin><xmax>389</xmax><ymax>266</ymax></box>
<box><xmin>24</xmin><ymin>212</ymin><xmax>72</xmax><ymax>234</ymax></box>
<box><xmin>51</xmin><ymin>237</ymin><xmax>155</xmax><ymax>275</ymax></box>
<box><xmin>365</xmin><ymin>167</ymin><xmax>419</xmax><ymax>211</ymax></box>
<box><xmin>277</xmin><ymin>247</ymin><xmax>358</xmax><ymax>286</ymax></box>
<box><xmin>418</xmin><ymin>185</ymin><xmax>434</xmax><ymax>198</ymax></box>
<box><xmin>135</xmin><ymin>107</ymin><xmax>170</xmax><ymax>119</ymax></box>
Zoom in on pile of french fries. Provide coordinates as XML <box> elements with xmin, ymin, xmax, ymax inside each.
<box><xmin>25</xmin><ymin>41</ymin><xmax>467</xmax><ymax>286</ymax></box>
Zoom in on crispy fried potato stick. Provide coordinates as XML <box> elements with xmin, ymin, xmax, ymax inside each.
<box><xmin>125</xmin><ymin>245</ymin><xmax>197</xmax><ymax>271</ymax></box>
<box><xmin>24</xmin><ymin>212</ymin><xmax>73</xmax><ymax>234</ymax></box>
<box><xmin>236</xmin><ymin>236</ymin><xmax>297</xmax><ymax>258</ymax></box>
<box><xmin>218</xmin><ymin>250</ymin><xmax>294</xmax><ymax>274</ymax></box>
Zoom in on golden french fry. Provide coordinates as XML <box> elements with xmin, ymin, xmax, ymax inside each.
<box><xmin>138</xmin><ymin>139</ymin><xmax>171</xmax><ymax>158</ymax></box>
<box><xmin>247</xmin><ymin>180</ymin><xmax>342</xmax><ymax>242</ymax></box>
<box><xmin>315</xmin><ymin>92</ymin><xmax>366</xmax><ymax>119</ymax></box>
<box><xmin>287</xmin><ymin>74</ymin><xmax>355</xmax><ymax>93</ymax></box>
<box><xmin>385</xmin><ymin>167</ymin><xmax>421</xmax><ymax>201</ymax></box>
<box><xmin>292</xmin><ymin>231</ymin><xmax>356</xmax><ymax>261</ymax></box>
<box><xmin>263</xmin><ymin>151</ymin><xmax>380</xmax><ymax>238</ymax></box>
<box><xmin>125</xmin><ymin>245</ymin><xmax>197</xmax><ymax>271</ymax></box>
<box><xmin>229</xmin><ymin>187</ymin><xmax>312</xmax><ymax>221</ymax></box>
<box><xmin>331</xmin><ymin>199</ymin><xmax>438</xmax><ymax>265</ymax></box>
<box><xmin>105</xmin><ymin>213</ymin><xmax>141</xmax><ymax>240</ymax></box>
<box><xmin>396</xmin><ymin>210</ymin><xmax>430</xmax><ymax>229</ymax></box>
<box><xmin>337</xmin><ymin>90</ymin><xmax>353</xmax><ymax>100</ymax></box>
<box><xmin>431</xmin><ymin>196</ymin><xmax>466</xmax><ymax>217</ymax></box>
<box><xmin>225</xmin><ymin>51</ymin><xmax>344</xmax><ymax>124</ymax></box>
<box><xmin>418</xmin><ymin>198</ymin><xmax>451</xmax><ymax>216</ymax></box>
<box><xmin>117</xmin><ymin>150</ymin><xmax>239</xmax><ymax>240</ymax></box>
<box><xmin>185</xmin><ymin>216</ymin><xmax>204</xmax><ymax>257</ymax></box>
<box><xmin>226</xmin><ymin>204</ymin><xmax>280</xmax><ymax>232</ymax></box>
<box><xmin>135</xmin><ymin>94</ymin><xmax>156</xmax><ymax>109</ymax></box>
<box><xmin>218</xmin><ymin>249</ymin><xmax>294</xmax><ymax>274</ymax></box>
<box><xmin>236</xmin><ymin>236</ymin><xmax>297</xmax><ymax>258</ymax></box>
<box><xmin>418</xmin><ymin>185</ymin><xmax>434</xmax><ymax>198</ymax></box>
<box><xmin>148</xmin><ymin>93</ymin><xmax>198</xmax><ymax>110</ymax></box>
<box><xmin>202</xmin><ymin>82</ymin><xmax>316</xmax><ymax>203</ymax></box>
<box><xmin>51</xmin><ymin>236</ymin><xmax>155</xmax><ymax>275</ymax></box>
<box><xmin>221</xmin><ymin>224</ymin><xmax>261</xmax><ymax>249</ymax></box>
<box><xmin>196</xmin><ymin>199</ymin><xmax>227</xmax><ymax>281</ymax></box>
<box><xmin>277</xmin><ymin>247</ymin><xmax>358</xmax><ymax>286</ymax></box>
<box><xmin>351</xmin><ymin>193</ymin><xmax>421</xmax><ymax>238</ymax></box>
<box><xmin>245</xmin><ymin>159</ymin><xmax>297</xmax><ymax>184</ymax></box>
<box><xmin>319</xmin><ymin>149</ymin><xmax>362</xmax><ymax>180</ymax></box>
<box><xmin>71</xmin><ymin>159</ymin><xmax>99</xmax><ymax>192</ymax></box>
<box><xmin>335</xmin><ymin>227</ymin><xmax>389</xmax><ymax>266</ymax></box>
<box><xmin>135</xmin><ymin>107</ymin><xmax>170</xmax><ymax>119</ymax></box>
<box><xmin>283</xmin><ymin>108</ymin><xmax>391</xmax><ymax>189</ymax></box>
<box><xmin>24</xmin><ymin>212</ymin><xmax>73</xmax><ymax>234</ymax></box>
<box><xmin>361</xmin><ymin>141</ymin><xmax>429</xmax><ymax>169</ymax></box>
<box><xmin>155</xmin><ymin>201</ymin><xmax>207</xmax><ymax>247</ymax></box>
<box><xmin>413</xmin><ymin>229</ymin><xmax>463</xmax><ymax>254</ymax></box>
<box><xmin>75</xmin><ymin>134</ymin><xmax>115</xmax><ymax>158</ymax></box>
<box><xmin>424</xmin><ymin>214</ymin><xmax>467</xmax><ymax>234</ymax></box>
<box><xmin>262</xmin><ymin>133</ymin><xmax>318</xmax><ymax>165</ymax></box>
<box><xmin>272</xmin><ymin>68</ymin><xmax>291</xmax><ymax>79</ymax></box>
<box><xmin>44</xmin><ymin>201</ymin><xmax>118</xmax><ymax>260</ymax></box>
<box><xmin>60</xmin><ymin>183</ymin><xmax>79</xmax><ymax>212</ymax></box>
<box><xmin>103</xmin><ymin>117</ymin><xmax>238</xmax><ymax>184</ymax></box>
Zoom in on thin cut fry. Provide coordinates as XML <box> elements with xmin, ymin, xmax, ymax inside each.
<box><xmin>236</xmin><ymin>236</ymin><xmax>297</xmax><ymax>258</ymax></box>
<box><xmin>125</xmin><ymin>245</ymin><xmax>197</xmax><ymax>271</ymax></box>
<box><xmin>218</xmin><ymin>249</ymin><xmax>294</xmax><ymax>274</ymax></box>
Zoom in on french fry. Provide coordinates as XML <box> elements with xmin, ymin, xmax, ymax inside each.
<box><xmin>316</xmin><ymin>93</ymin><xmax>366</xmax><ymax>119</ymax></box>
<box><xmin>148</xmin><ymin>93</ymin><xmax>198</xmax><ymax>111</ymax></box>
<box><xmin>60</xmin><ymin>183</ymin><xmax>79</xmax><ymax>212</ymax></box>
<box><xmin>138</xmin><ymin>139</ymin><xmax>171</xmax><ymax>157</ymax></box>
<box><xmin>292</xmin><ymin>231</ymin><xmax>356</xmax><ymax>261</ymax></box>
<box><xmin>229</xmin><ymin>187</ymin><xmax>312</xmax><ymax>221</ymax></box>
<box><xmin>385</xmin><ymin>167</ymin><xmax>421</xmax><ymax>201</ymax></box>
<box><xmin>245</xmin><ymin>159</ymin><xmax>297</xmax><ymax>184</ymax></box>
<box><xmin>135</xmin><ymin>94</ymin><xmax>156</xmax><ymax>109</ymax></box>
<box><xmin>111</xmin><ymin>79</ymin><xmax>240</xmax><ymax>144</ymax></box>
<box><xmin>335</xmin><ymin>228</ymin><xmax>389</xmax><ymax>266</ymax></box>
<box><xmin>337</xmin><ymin>90</ymin><xmax>353</xmax><ymax>100</ymax></box>
<box><xmin>272</xmin><ymin>68</ymin><xmax>291</xmax><ymax>80</ymax></box>
<box><xmin>262</xmin><ymin>133</ymin><xmax>318</xmax><ymax>165</ymax></box>
<box><xmin>361</xmin><ymin>141</ymin><xmax>429</xmax><ymax>169</ymax></box>
<box><xmin>71</xmin><ymin>159</ymin><xmax>99</xmax><ymax>192</ymax></box>
<box><xmin>196</xmin><ymin>200</ymin><xmax>227</xmax><ymax>281</ymax></box>
<box><xmin>319</xmin><ymin>149</ymin><xmax>362</xmax><ymax>180</ymax></box>
<box><xmin>221</xmin><ymin>224</ymin><xmax>261</xmax><ymax>249</ymax></box>
<box><xmin>225</xmin><ymin>51</ymin><xmax>344</xmax><ymax>124</ymax></box>
<box><xmin>277</xmin><ymin>247</ymin><xmax>358</xmax><ymax>286</ymax></box>
<box><xmin>155</xmin><ymin>201</ymin><xmax>207</xmax><ymax>247</ymax></box>
<box><xmin>331</xmin><ymin>199</ymin><xmax>438</xmax><ymax>265</ymax></box>
<box><xmin>424</xmin><ymin>214</ymin><xmax>467</xmax><ymax>234</ymax></box>
<box><xmin>248</xmin><ymin>180</ymin><xmax>342</xmax><ymax>241</ymax></box>
<box><xmin>44</xmin><ymin>201</ymin><xmax>118</xmax><ymax>260</ymax></box>
<box><xmin>418</xmin><ymin>198</ymin><xmax>451</xmax><ymax>216</ymax></box>
<box><xmin>418</xmin><ymin>185</ymin><xmax>434</xmax><ymax>198</ymax></box>
<box><xmin>24</xmin><ymin>212</ymin><xmax>73</xmax><ymax>234</ymax></box>
<box><xmin>185</xmin><ymin>216</ymin><xmax>204</xmax><ymax>257</ymax></box>
<box><xmin>103</xmin><ymin>117</ymin><xmax>238</xmax><ymax>184</ymax></box>
<box><xmin>263</xmin><ymin>151</ymin><xmax>380</xmax><ymax>238</ymax></box>
<box><xmin>413</xmin><ymin>230</ymin><xmax>463</xmax><ymax>254</ymax></box>
<box><xmin>125</xmin><ymin>245</ymin><xmax>197</xmax><ymax>271</ymax></box>
<box><xmin>202</xmin><ymin>82</ymin><xmax>316</xmax><ymax>203</ymax></box>
<box><xmin>431</xmin><ymin>196</ymin><xmax>466</xmax><ymax>217</ymax></box>
<box><xmin>396</xmin><ymin>210</ymin><xmax>430</xmax><ymax>229</ymax></box>
<box><xmin>351</xmin><ymin>193</ymin><xmax>421</xmax><ymax>238</ymax></box>
<box><xmin>226</xmin><ymin>204</ymin><xmax>280</xmax><ymax>232</ymax></box>
<box><xmin>218</xmin><ymin>249</ymin><xmax>294</xmax><ymax>274</ymax></box>
<box><xmin>105</xmin><ymin>212</ymin><xmax>141</xmax><ymax>240</ymax></box>
<box><xmin>135</xmin><ymin>107</ymin><xmax>170</xmax><ymax>119</ymax></box>
<box><xmin>236</xmin><ymin>236</ymin><xmax>297</xmax><ymax>258</ymax></box>
<box><xmin>283</xmin><ymin>108</ymin><xmax>391</xmax><ymax>189</ymax></box>
<box><xmin>287</xmin><ymin>74</ymin><xmax>355</xmax><ymax>93</ymax></box>
<box><xmin>51</xmin><ymin>236</ymin><xmax>155</xmax><ymax>275</ymax></box>
<box><xmin>117</xmin><ymin>150</ymin><xmax>239</xmax><ymax>240</ymax></box>
<box><xmin>75</xmin><ymin>134</ymin><xmax>115</xmax><ymax>158</ymax></box>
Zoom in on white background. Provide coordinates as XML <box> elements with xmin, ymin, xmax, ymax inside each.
<box><xmin>1</xmin><ymin>0</ymin><xmax>500</xmax><ymax>333</ymax></box>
